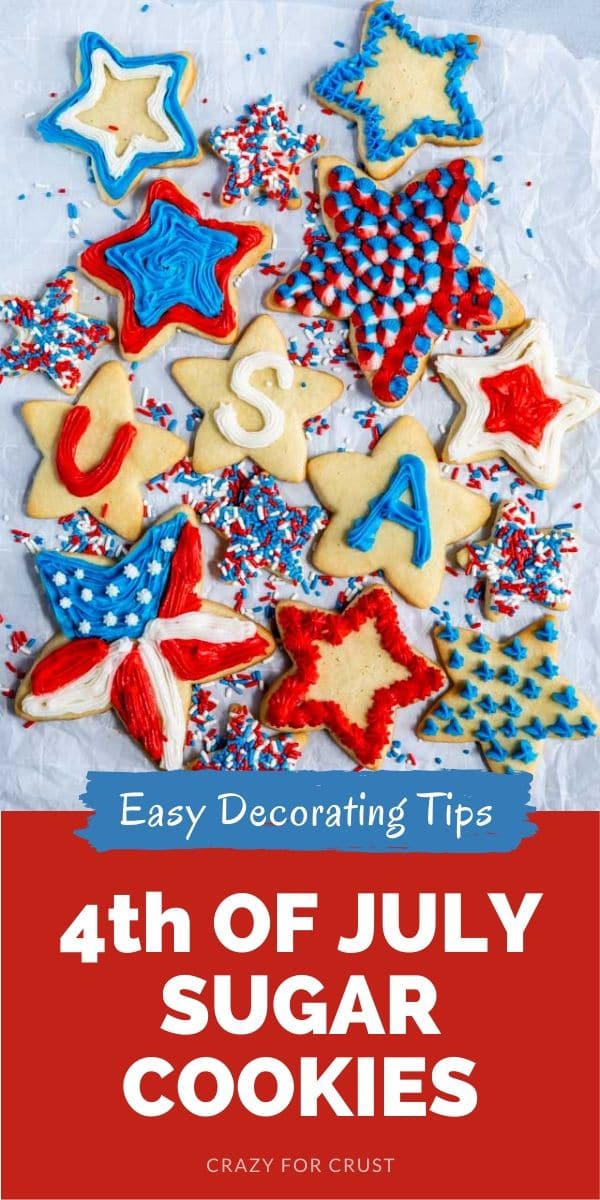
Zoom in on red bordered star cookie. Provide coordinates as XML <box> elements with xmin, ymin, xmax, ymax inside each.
<box><xmin>79</xmin><ymin>179</ymin><xmax>272</xmax><ymax>360</ymax></box>
<box><xmin>261</xmin><ymin>585</ymin><xmax>445</xmax><ymax>768</ymax></box>
<box><xmin>21</xmin><ymin>362</ymin><xmax>187</xmax><ymax>541</ymax></box>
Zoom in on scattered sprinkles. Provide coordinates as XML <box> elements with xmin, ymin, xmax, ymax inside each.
<box><xmin>192</xmin><ymin>703</ymin><xmax>303</xmax><ymax>770</ymax></box>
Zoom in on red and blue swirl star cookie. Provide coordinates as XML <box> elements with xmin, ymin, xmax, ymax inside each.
<box><xmin>268</xmin><ymin>156</ymin><xmax>523</xmax><ymax>406</ymax></box>
<box><xmin>207</xmin><ymin>95</ymin><xmax>324</xmax><ymax>210</ymax></box>
<box><xmin>312</xmin><ymin>1</ymin><xmax>483</xmax><ymax>180</ymax></box>
<box><xmin>15</xmin><ymin>508</ymin><xmax>275</xmax><ymax>770</ymax></box>
<box><xmin>21</xmin><ymin>362</ymin><xmax>187</xmax><ymax>541</ymax></box>
<box><xmin>0</xmin><ymin>273</ymin><xmax>112</xmax><ymax>395</ymax></box>
<box><xmin>38</xmin><ymin>32</ymin><xmax>201</xmax><ymax>204</ymax></box>
<box><xmin>79</xmin><ymin>179</ymin><xmax>272</xmax><ymax>360</ymax></box>
<box><xmin>261</xmin><ymin>584</ymin><xmax>445</xmax><ymax>768</ymax></box>
<box><xmin>418</xmin><ymin>617</ymin><xmax>599</xmax><ymax>774</ymax></box>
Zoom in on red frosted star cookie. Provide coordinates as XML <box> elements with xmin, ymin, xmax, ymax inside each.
<box><xmin>261</xmin><ymin>585</ymin><xmax>445</xmax><ymax>768</ymax></box>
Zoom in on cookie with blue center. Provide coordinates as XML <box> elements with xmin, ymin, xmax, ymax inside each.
<box><xmin>417</xmin><ymin>615</ymin><xmax>599</xmax><ymax>773</ymax></box>
<box><xmin>311</xmin><ymin>2</ymin><xmax>483</xmax><ymax>179</ymax></box>
<box><xmin>38</xmin><ymin>32</ymin><xmax>201</xmax><ymax>204</ymax></box>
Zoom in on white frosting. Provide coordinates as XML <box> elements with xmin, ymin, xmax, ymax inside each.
<box><xmin>57</xmin><ymin>47</ymin><xmax>185</xmax><ymax>180</ymax></box>
<box><xmin>214</xmin><ymin>351</ymin><xmax>293</xmax><ymax>449</ymax></box>
<box><xmin>22</xmin><ymin>638</ymin><xmax>133</xmax><ymax>718</ymax></box>
<box><xmin>145</xmin><ymin>610</ymin><xmax>258</xmax><ymax>646</ymax></box>
<box><xmin>439</xmin><ymin>319</ymin><xmax>600</xmax><ymax>488</ymax></box>
<box><xmin>137</xmin><ymin>634</ymin><xmax>185</xmax><ymax>771</ymax></box>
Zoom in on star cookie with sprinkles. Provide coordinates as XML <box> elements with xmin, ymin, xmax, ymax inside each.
<box><xmin>457</xmin><ymin>498</ymin><xmax>578</xmax><ymax>620</ymax></box>
<box><xmin>192</xmin><ymin>704</ymin><xmax>306</xmax><ymax>770</ymax></box>
<box><xmin>307</xmin><ymin>416</ymin><xmax>491</xmax><ymax>608</ymax></box>
<box><xmin>261</xmin><ymin>584</ymin><xmax>445</xmax><ymax>768</ymax></box>
<box><xmin>15</xmin><ymin>508</ymin><xmax>275</xmax><ymax>770</ymax></box>
<box><xmin>79</xmin><ymin>179</ymin><xmax>272</xmax><ymax>360</ymax></box>
<box><xmin>195</xmin><ymin>465</ymin><xmax>325</xmax><ymax>587</ymax></box>
<box><xmin>207</xmin><ymin>95</ymin><xmax>324</xmax><ymax>210</ymax></box>
<box><xmin>38</xmin><ymin>31</ymin><xmax>201</xmax><ymax>204</ymax></box>
<box><xmin>0</xmin><ymin>274</ymin><xmax>112</xmax><ymax>395</ymax></box>
<box><xmin>438</xmin><ymin>319</ymin><xmax>600</xmax><ymax>488</ymax></box>
<box><xmin>172</xmin><ymin>315</ymin><xmax>343</xmax><ymax>482</ymax></box>
<box><xmin>312</xmin><ymin>1</ymin><xmax>483</xmax><ymax>179</ymax></box>
<box><xmin>268</xmin><ymin>156</ymin><xmax>523</xmax><ymax>406</ymax></box>
<box><xmin>418</xmin><ymin>616</ymin><xmax>599</xmax><ymax>773</ymax></box>
<box><xmin>21</xmin><ymin>362</ymin><xmax>187</xmax><ymax>541</ymax></box>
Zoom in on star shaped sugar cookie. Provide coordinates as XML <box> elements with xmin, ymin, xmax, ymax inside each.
<box><xmin>80</xmin><ymin>179</ymin><xmax>272</xmax><ymax>360</ymax></box>
<box><xmin>0</xmin><ymin>274</ymin><xmax>113</xmax><ymax>395</ymax></box>
<box><xmin>457</xmin><ymin>497</ymin><xmax>577</xmax><ymax>620</ymax></box>
<box><xmin>15</xmin><ymin>508</ymin><xmax>275</xmax><ymax>770</ymax></box>
<box><xmin>312</xmin><ymin>1</ymin><xmax>483</xmax><ymax>179</ymax></box>
<box><xmin>438</xmin><ymin>319</ymin><xmax>600</xmax><ymax>488</ymax></box>
<box><xmin>38</xmin><ymin>32</ymin><xmax>201</xmax><ymax>204</ymax></box>
<box><xmin>207</xmin><ymin>95</ymin><xmax>323</xmax><ymax>210</ymax></box>
<box><xmin>261</xmin><ymin>585</ymin><xmax>445</xmax><ymax>768</ymax></box>
<box><xmin>21</xmin><ymin>362</ymin><xmax>187</xmax><ymax>541</ymax></box>
<box><xmin>307</xmin><ymin>416</ymin><xmax>491</xmax><ymax>608</ymax></box>
<box><xmin>417</xmin><ymin>616</ymin><xmax>599</xmax><ymax>774</ymax></box>
<box><xmin>172</xmin><ymin>315</ymin><xmax>344</xmax><ymax>482</ymax></box>
<box><xmin>269</xmin><ymin>156</ymin><xmax>524</xmax><ymax>406</ymax></box>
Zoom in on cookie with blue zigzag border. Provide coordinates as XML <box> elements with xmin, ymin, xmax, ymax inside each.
<box><xmin>417</xmin><ymin>616</ymin><xmax>599</xmax><ymax>773</ymax></box>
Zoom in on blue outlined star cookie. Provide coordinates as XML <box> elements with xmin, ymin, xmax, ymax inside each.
<box><xmin>38</xmin><ymin>31</ymin><xmax>201</xmax><ymax>203</ymax></box>
<box><xmin>417</xmin><ymin>616</ymin><xmax>599</xmax><ymax>774</ymax></box>
<box><xmin>312</xmin><ymin>1</ymin><xmax>483</xmax><ymax>179</ymax></box>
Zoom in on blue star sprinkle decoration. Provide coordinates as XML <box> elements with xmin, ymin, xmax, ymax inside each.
<box><xmin>38</xmin><ymin>31</ymin><xmax>201</xmax><ymax>203</ymax></box>
<box><xmin>418</xmin><ymin>616</ymin><xmax>599</xmax><ymax>774</ymax></box>
<box><xmin>312</xmin><ymin>1</ymin><xmax>483</xmax><ymax>178</ymax></box>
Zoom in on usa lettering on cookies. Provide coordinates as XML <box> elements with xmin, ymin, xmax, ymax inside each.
<box><xmin>307</xmin><ymin>416</ymin><xmax>491</xmax><ymax>608</ymax></box>
<box><xmin>312</xmin><ymin>1</ymin><xmax>484</xmax><ymax>179</ymax></box>
<box><xmin>21</xmin><ymin>362</ymin><xmax>187</xmax><ymax>541</ymax></box>
<box><xmin>269</xmin><ymin>157</ymin><xmax>523</xmax><ymax>405</ymax></box>
<box><xmin>172</xmin><ymin>315</ymin><xmax>343</xmax><ymax>483</ymax></box>
<box><xmin>38</xmin><ymin>31</ymin><xmax>201</xmax><ymax>203</ymax></box>
<box><xmin>79</xmin><ymin>179</ymin><xmax>272</xmax><ymax>360</ymax></box>
<box><xmin>15</xmin><ymin>509</ymin><xmax>275</xmax><ymax>770</ymax></box>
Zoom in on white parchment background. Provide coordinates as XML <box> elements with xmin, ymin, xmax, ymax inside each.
<box><xmin>0</xmin><ymin>0</ymin><xmax>599</xmax><ymax>809</ymax></box>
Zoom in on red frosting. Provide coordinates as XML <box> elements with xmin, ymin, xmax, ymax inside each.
<box><xmin>30</xmin><ymin>637</ymin><xmax>110</xmax><ymax>695</ymax></box>
<box><xmin>110</xmin><ymin>643</ymin><xmax>165</xmax><ymax>765</ymax></box>
<box><xmin>55</xmin><ymin>405</ymin><xmax>138</xmax><ymax>497</ymax></box>
<box><xmin>265</xmin><ymin>586</ymin><xmax>445</xmax><ymax>767</ymax></box>
<box><xmin>481</xmin><ymin>364</ymin><xmax>562</xmax><ymax>448</ymax></box>
<box><xmin>159</xmin><ymin>520</ymin><xmax>202</xmax><ymax>619</ymax></box>
<box><xmin>161</xmin><ymin>630</ymin><xmax>271</xmax><ymax>681</ymax></box>
<box><xmin>79</xmin><ymin>179</ymin><xmax>269</xmax><ymax>357</ymax></box>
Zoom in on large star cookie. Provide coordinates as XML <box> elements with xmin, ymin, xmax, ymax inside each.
<box><xmin>312</xmin><ymin>1</ymin><xmax>483</xmax><ymax>179</ymax></box>
<box><xmin>457</xmin><ymin>498</ymin><xmax>577</xmax><ymax>620</ymax></box>
<box><xmin>261</xmin><ymin>585</ymin><xmax>445</xmax><ymax>768</ymax></box>
<box><xmin>38</xmin><ymin>32</ymin><xmax>201</xmax><ymax>204</ymax></box>
<box><xmin>207</xmin><ymin>95</ymin><xmax>323</xmax><ymax>210</ymax></box>
<box><xmin>307</xmin><ymin>416</ymin><xmax>491</xmax><ymax>608</ymax></box>
<box><xmin>0</xmin><ymin>274</ymin><xmax>112</xmax><ymax>395</ymax></box>
<box><xmin>22</xmin><ymin>362</ymin><xmax>187</xmax><ymax>541</ymax></box>
<box><xmin>80</xmin><ymin>179</ymin><xmax>272</xmax><ymax>360</ymax></box>
<box><xmin>269</xmin><ymin>157</ymin><xmax>523</xmax><ymax>406</ymax></box>
<box><xmin>172</xmin><ymin>315</ymin><xmax>343</xmax><ymax>482</ymax></box>
<box><xmin>15</xmin><ymin>509</ymin><xmax>274</xmax><ymax>770</ymax></box>
<box><xmin>417</xmin><ymin>616</ymin><xmax>599</xmax><ymax>773</ymax></box>
<box><xmin>438</xmin><ymin>319</ymin><xmax>600</xmax><ymax>488</ymax></box>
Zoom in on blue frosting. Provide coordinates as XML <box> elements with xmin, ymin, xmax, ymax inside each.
<box><xmin>313</xmin><ymin>3</ymin><xmax>483</xmax><ymax>163</ymax></box>
<box><xmin>475</xmin><ymin>662</ymin><xmax>495</xmax><ymax>681</ymax></box>
<box><xmin>448</xmin><ymin>649</ymin><xmax>465</xmax><ymax>669</ymax></box>
<box><xmin>461</xmin><ymin>681</ymin><xmax>478</xmax><ymax>699</ymax></box>
<box><xmin>498</xmin><ymin>666</ymin><xmax>519</xmax><ymax>686</ymax></box>
<box><xmin>347</xmin><ymin>454</ymin><xmax>431</xmax><ymax>566</ymax></box>
<box><xmin>501</xmin><ymin>696</ymin><xmax>523</xmax><ymax>718</ymax></box>
<box><xmin>522</xmin><ymin>716</ymin><xmax>547</xmax><ymax>741</ymax></box>
<box><xmin>536</xmin><ymin>656</ymin><xmax>559</xmax><ymax>680</ymax></box>
<box><xmin>444</xmin><ymin>716</ymin><xmax>464</xmax><ymax>736</ymax></box>
<box><xmin>502</xmin><ymin>637</ymin><xmax>528</xmax><ymax>661</ymax></box>
<box><xmin>36</xmin><ymin>512</ymin><xmax>187</xmax><ymax>642</ymax></box>
<box><xmin>421</xmin><ymin>717</ymin><xmax>439</xmax><ymax>736</ymax></box>
<box><xmin>546</xmin><ymin>714</ymin><xmax>573</xmax><ymax>738</ymax></box>
<box><xmin>105</xmin><ymin>200</ymin><xmax>238</xmax><ymax>327</ymax></box>
<box><xmin>574</xmin><ymin>715</ymin><xmax>597</xmax><ymax>737</ymax></box>
<box><xmin>521</xmin><ymin>677</ymin><xmax>542</xmax><ymax>700</ymax></box>
<box><xmin>513</xmin><ymin>740</ymin><xmax>537</xmax><ymax>765</ymax></box>
<box><xmin>534</xmin><ymin>619</ymin><xmax>559</xmax><ymax>643</ymax></box>
<box><xmin>37</xmin><ymin>32</ymin><xmax>199</xmax><ymax>203</ymax></box>
<box><xmin>551</xmin><ymin>686</ymin><xmax>578</xmax><ymax>710</ymax></box>
<box><xmin>438</xmin><ymin>623</ymin><xmax>459</xmax><ymax>643</ymax></box>
<box><xmin>469</xmin><ymin>633</ymin><xmax>490</xmax><ymax>654</ymax></box>
<box><xmin>478</xmin><ymin>694</ymin><xmax>498</xmax><ymax>715</ymax></box>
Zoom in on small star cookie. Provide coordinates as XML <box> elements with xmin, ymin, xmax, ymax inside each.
<box><xmin>261</xmin><ymin>584</ymin><xmax>445</xmax><ymax>768</ymax></box>
<box><xmin>307</xmin><ymin>416</ymin><xmax>491</xmax><ymax>608</ymax></box>
<box><xmin>312</xmin><ymin>1</ymin><xmax>483</xmax><ymax>179</ymax></box>
<box><xmin>438</xmin><ymin>319</ymin><xmax>600</xmax><ymax>488</ymax></box>
<box><xmin>172</xmin><ymin>315</ymin><xmax>343</xmax><ymax>483</ymax></box>
<box><xmin>418</xmin><ymin>616</ymin><xmax>599</xmax><ymax>773</ymax></box>
<box><xmin>38</xmin><ymin>32</ymin><xmax>201</xmax><ymax>204</ymax></box>
<box><xmin>22</xmin><ymin>362</ymin><xmax>187</xmax><ymax>541</ymax></box>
